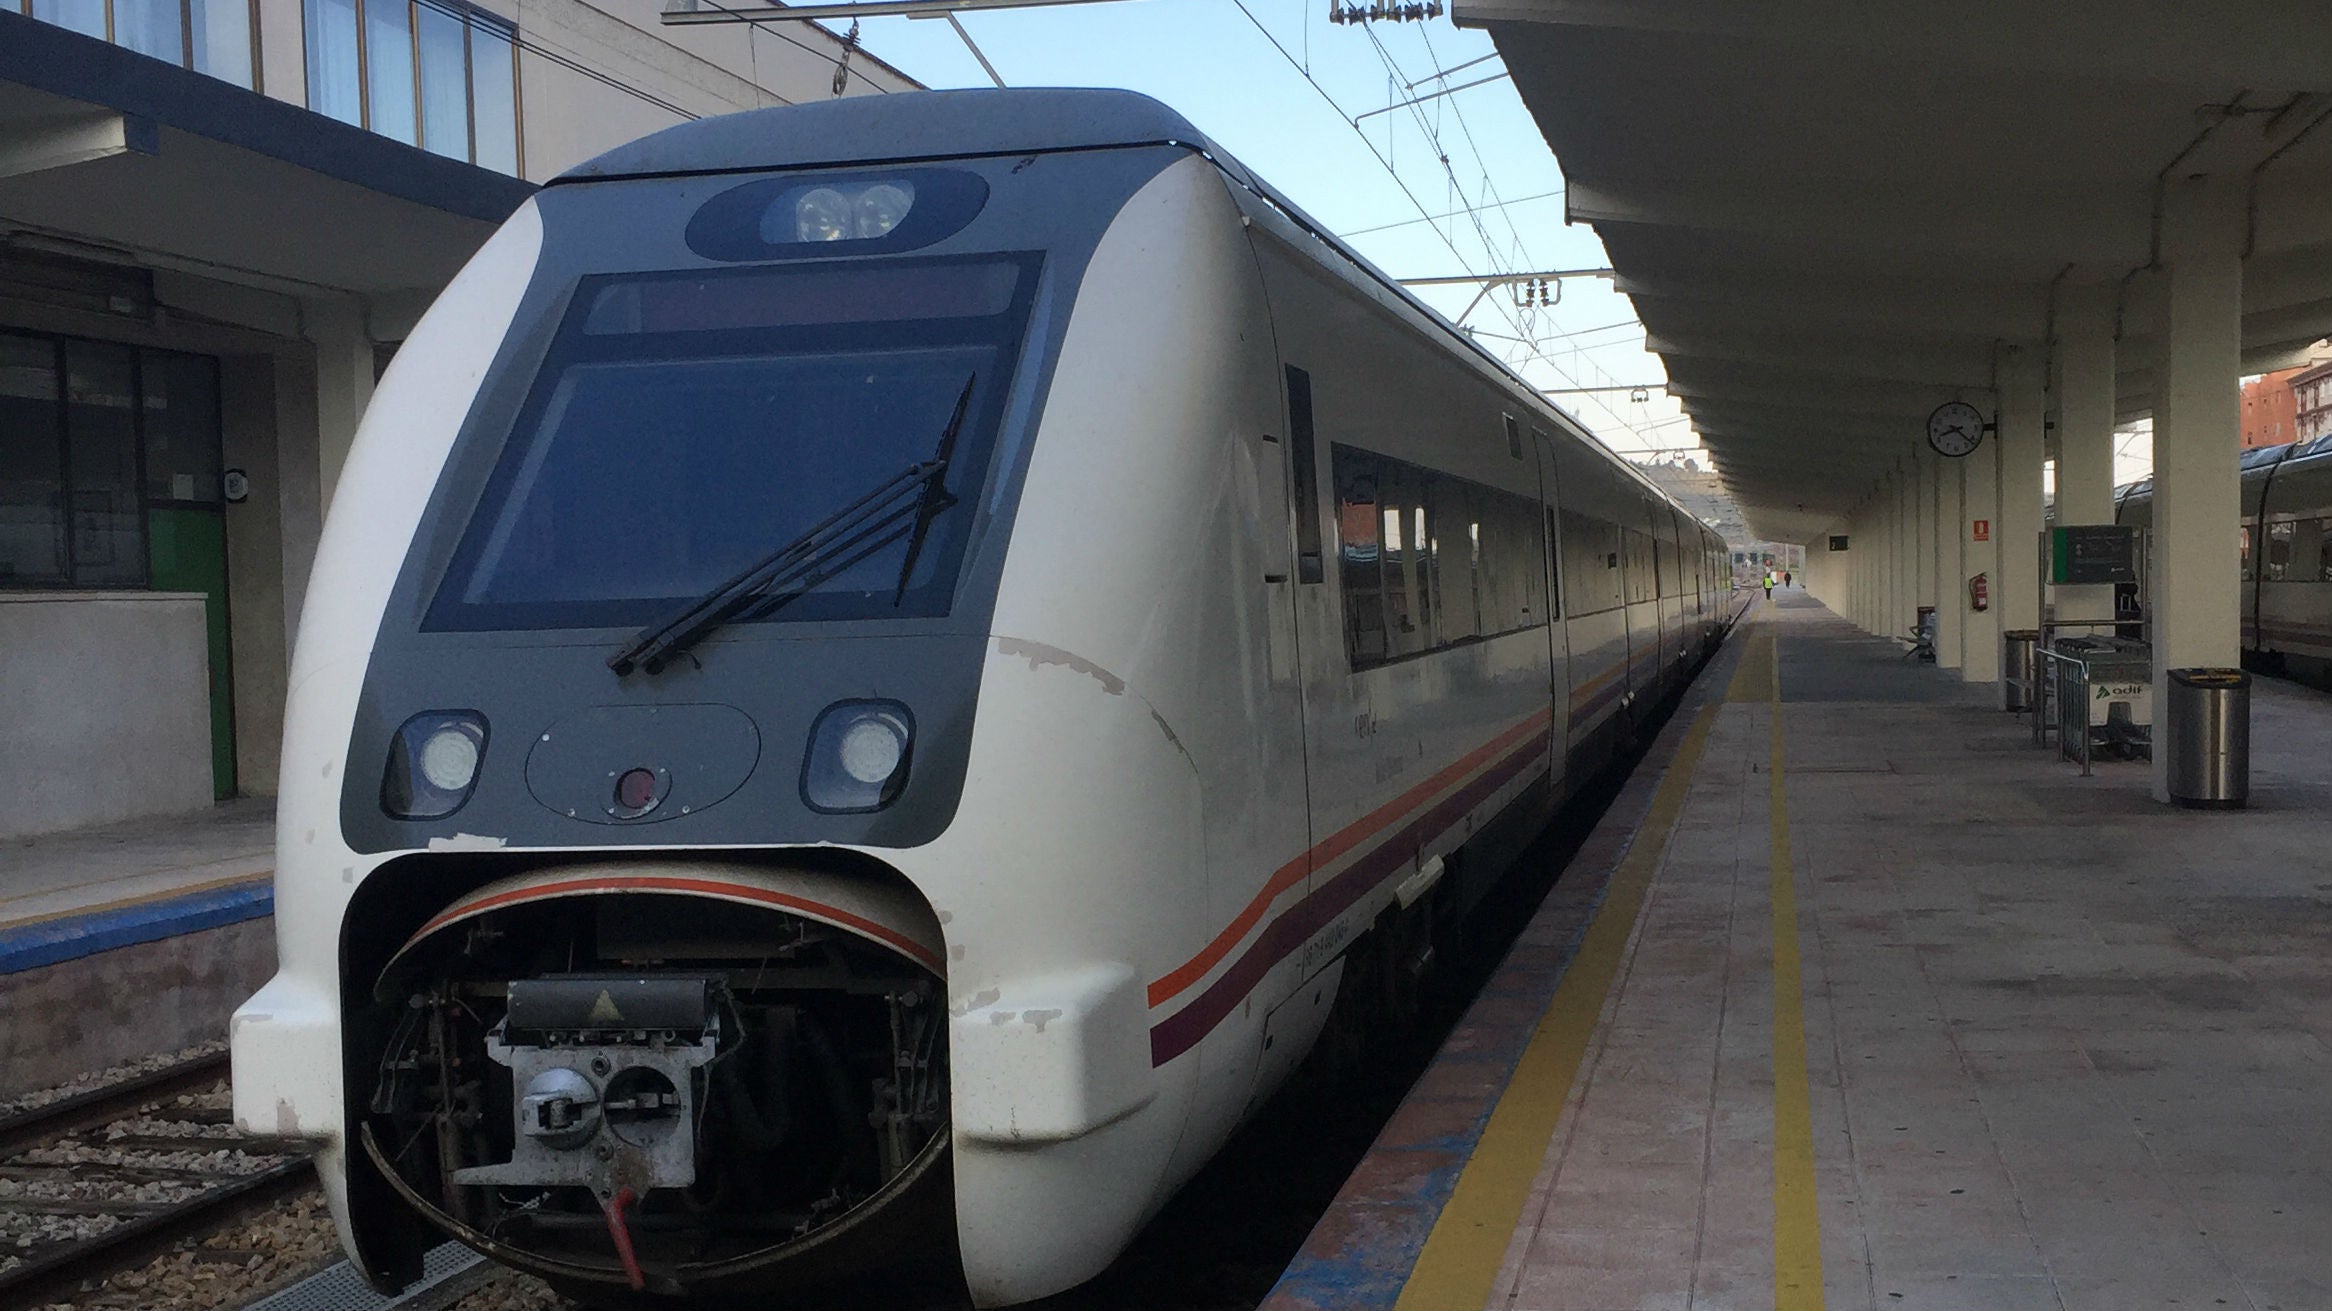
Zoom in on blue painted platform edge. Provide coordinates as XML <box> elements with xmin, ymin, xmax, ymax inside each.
<box><xmin>0</xmin><ymin>880</ymin><xmax>275</xmax><ymax>976</ymax></box>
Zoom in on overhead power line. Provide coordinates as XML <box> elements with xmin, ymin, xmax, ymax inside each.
<box><xmin>1340</xmin><ymin>187</ymin><xmax>1562</xmax><ymax>237</ymax></box>
<box><xmin>1351</xmin><ymin>71</ymin><xmax>1508</xmax><ymax>122</ymax></box>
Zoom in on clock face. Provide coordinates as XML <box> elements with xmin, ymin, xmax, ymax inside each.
<box><xmin>1927</xmin><ymin>400</ymin><xmax>1985</xmax><ymax>457</ymax></box>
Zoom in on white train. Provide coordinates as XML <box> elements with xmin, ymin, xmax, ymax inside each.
<box><xmin>230</xmin><ymin>89</ymin><xmax>1735</xmax><ymax>1307</ymax></box>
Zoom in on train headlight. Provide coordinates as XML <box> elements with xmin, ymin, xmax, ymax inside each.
<box><xmin>802</xmin><ymin>700</ymin><xmax>912</xmax><ymax>813</ymax></box>
<box><xmin>775</xmin><ymin>180</ymin><xmax>917</xmax><ymax>243</ymax></box>
<box><xmin>382</xmin><ymin>711</ymin><xmax>489</xmax><ymax>820</ymax></box>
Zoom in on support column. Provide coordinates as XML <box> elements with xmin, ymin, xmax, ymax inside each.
<box><xmin>2054</xmin><ymin>280</ymin><xmax>2120</xmax><ymax>629</ymax></box>
<box><xmin>1992</xmin><ymin>345</ymin><xmax>2045</xmax><ymax>696</ymax></box>
<box><xmin>1960</xmin><ymin>367</ymin><xmax>2012</xmax><ymax>683</ymax></box>
<box><xmin>304</xmin><ymin>295</ymin><xmax>377</xmax><ymax>518</ymax></box>
<box><xmin>1887</xmin><ymin>468</ymin><xmax>1906</xmax><ymax>640</ymax></box>
<box><xmin>1914</xmin><ymin>445</ymin><xmax>1936</xmax><ymax>630</ymax></box>
<box><xmin>1936</xmin><ymin>451</ymin><xmax>1965</xmax><ymax>668</ymax></box>
<box><xmin>2149</xmin><ymin>177</ymin><xmax>2245</xmax><ymax>800</ymax></box>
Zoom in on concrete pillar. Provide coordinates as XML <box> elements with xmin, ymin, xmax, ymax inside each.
<box><xmin>1962</xmin><ymin>373</ymin><xmax>2009</xmax><ymax>684</ymax></box>
<box><xmin>305</xmin><ymin>295</ymin><xmax>378</xmax><ymax>520</ymax></box>
<box><xmin>1993</xmin><ymin>346</ymin><xmax>2046</xmax><ymax>695</ymax></box>
<box><xmin>1935</xmin><ymin>453</ymin><xmax>1965</xmax><ymax>669</ymax></box>
<box><xmin>2054</xmin><ymin>281</ymin><xmax>2120</xmax><ymax>628</ymax></box>
<box><xmin>2148</xmin><ymin>177</ymin><xmax>2245</xmax><ymax>801</ymax></box>
<box><xmin>1914</xmin><ymin>446</ymin><xmax>1937</xmax><ymax>628</ymax></box>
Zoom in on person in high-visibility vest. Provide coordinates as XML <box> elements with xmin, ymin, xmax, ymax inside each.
<box><xmin>1762</xmin><ymin>570</ymin><xmax>1775</xmax><ymax>599</ymax></box>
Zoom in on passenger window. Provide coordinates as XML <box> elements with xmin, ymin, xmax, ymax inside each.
<box><xmin>1379</xmin><ymin>462</ymin><xmax>1426</xmax><ymax>657</ymax></box>
<box><xmin>1335</xmin><ymin>450</ymin><xmax>1387</xmax><ymax>665</ymax></box>
<box><xmin>2319</xmin><ymin>518</ymin><xmax>2332</xmax><ymax>580</ymax></box>
<box><xmin>2239</xmin><ymin>524</ymin><xmax>2252</xmax><ymax>581</ymax></box>
<box><xmin>1430</xmin><ymin>476</ymin><xmax>1480</xmax><ymax>642</ymax></box>
<box><xmin>1330</xmin><ymin>442</ymin><xmax>1547</xmax><ymax>667</ymax></box>
<box><xmin>2267</xmin><ymin>520</ymin><xmax>2295</xmax><ymax>580</ymax></box>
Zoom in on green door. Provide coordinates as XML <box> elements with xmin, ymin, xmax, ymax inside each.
<box><xmin>138</xmin><ymin>350</ymin><xmax>235</xmax><ymax>801</ymax></box>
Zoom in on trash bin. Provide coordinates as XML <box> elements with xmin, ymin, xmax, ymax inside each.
<box><xmin>2165</xmin><ymin>667</ymin><xmax>2249</xmax><ymax>808</ymax></box>
<box><xmin>2002</xmin><ymin>629</ymin><xmax>2039</xmax><ymax>711</ymax></box>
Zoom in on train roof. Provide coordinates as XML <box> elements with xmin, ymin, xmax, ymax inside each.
<box><xmin>554</xmin><ymin>88</ymin><xmax>1236</xmax><ymax>184</ymax></box>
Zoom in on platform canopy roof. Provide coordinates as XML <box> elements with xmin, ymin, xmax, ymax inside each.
<box><xmin>1457</xmin><ymin>1</ymin><xmax>2332</xmax><ymax>543</ymax></box>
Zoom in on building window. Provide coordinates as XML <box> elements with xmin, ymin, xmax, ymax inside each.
<box><xmin>304</xmin><ymin>0</ymin><xmax>520</xmax><ymax>173</ymax></box>
<box><xmin>0</xmin><ymin>331</ymin><xmax>223</xmax><ymax>590</ymax></box>
<box><xmin>23</xmin><ymin>0</ymin><xmax>255</xmax><ymax>87</ymax></box>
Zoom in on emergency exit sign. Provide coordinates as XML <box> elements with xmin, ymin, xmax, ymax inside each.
<box><xmin>1971</xmin><ymin>519</ymin><xmax>1991</xmax><ymax>541</ymax></box>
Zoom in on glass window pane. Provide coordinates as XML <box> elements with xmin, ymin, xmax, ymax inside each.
<box><xmin>114</xmin><ymin>0</ymin><xmax>186</xmax><ymax>62</ymax></box>
<box><xmin>142</xmin><ymin>352</ymin><xmax>222</xmax><ymax>504</ymax></box>
<box><xmin>416</xmin><ymin>2</ymin><xmax>469</xmax><ymax>160</ymax></box>
<box><xmin>1334</xmin><ymin>447</ymin><xmax>1385</xmax><ymax>667</ymax></box>
<box><xmin>425</xmin><ymin>259</ymin><xmax>1038</xmax><ymax>633</ymax></box>
<box><xmin>63</xmin><ymin>342</ymin><xmax>144</xmax><ymax>587</ymax></box>
<box><xmin>366</xmin><ymin>0</ymin><xmax>417</xmax><ymax>144</ymax></box>
<box><xmin>304</xmin><ymin>0</ymin><xmax>363</xmax><ymax>126</ymax></box>
<box><xmin>189</xmin><ymin>0</ymin><xmax>254</xmax><ymax>86</ymax></box>
<box><xmin>1427</xmin><ymin>476</ymin><xmax>1477</xmax><ymax>643</ymax></box>
<box><xmin>0</xmin><ymin>335</ymin><xmax>67</xmax><ymax>586</ymax></box>
<box><xmin>468</xmin><ymin>14</ymin><xmax>517</xmax><ymax>175</ymax></box>
<box><xmin>31</xmin><ymin>0</ymin><xmax>106</xmax><ymax>36</ymax></box>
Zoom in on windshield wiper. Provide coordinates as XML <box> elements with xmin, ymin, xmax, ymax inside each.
<box><xmin>606</xmin><ymin>375</ymin><xmax>977</xmax><ymax>677</ymax></box>
<box><xmin>891</xmin><ymin>376</ymin><xmax>975</xmax><ymax>604</ymax></box>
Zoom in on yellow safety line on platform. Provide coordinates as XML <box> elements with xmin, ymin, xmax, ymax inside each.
<box><xmin>1394</xmin><ymin>701</ymin><xmax>1718</xmax><ymax>1311</ymax></box>
<box><xmin>1764</xmin><ymin>633</ymin><xmax>1825</xmax><ymax>1310</ymax></box>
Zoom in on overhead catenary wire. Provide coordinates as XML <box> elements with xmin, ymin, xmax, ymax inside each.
<box><xmin>1350</xmin><ymin>20</ymin><xmax>1674</xmax><ymax>449</ymax></box>
<box><xmin>1340</xmin><ymin>186</ymin><xmax>1563</xmax><ymax>237</ymax></box>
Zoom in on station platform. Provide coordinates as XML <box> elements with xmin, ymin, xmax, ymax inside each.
<box><xmin>0</xmin><ymin>799</ymin><xmax>276</xmax><ymax>1098</ymax></box>
<box><xmin>1268</xmin><ymin>593</ymin><xmax>2332</xmax><ymax>1311</ymax></box>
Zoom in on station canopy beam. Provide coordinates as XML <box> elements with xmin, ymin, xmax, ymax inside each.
<box><xmin>1453</xmin><ymin>0</ymin><xmax>2332</xmax><ymax>542</ymax></box>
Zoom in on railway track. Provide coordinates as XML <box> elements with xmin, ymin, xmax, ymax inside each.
<box><xmin>0</xmin><ymin>1052</ymin><xmax>316</xmax><ymax>1308</ymax></box>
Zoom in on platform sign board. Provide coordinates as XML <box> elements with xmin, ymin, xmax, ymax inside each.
<box><xmin>1828</xmin><ymin>535</ymin><xmax>1849</xmax><ymax>551</ymax></box>
<box><xmin>2049</xmin><ymin>525</ymin><xmax>2139</xmax><ymax>584</ymax></box>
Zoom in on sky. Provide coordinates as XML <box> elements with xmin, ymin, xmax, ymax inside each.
<box><xmin>830</xmin><ymin>0</ymin><xmax>1697</xmax><ymax>462</ymax></box>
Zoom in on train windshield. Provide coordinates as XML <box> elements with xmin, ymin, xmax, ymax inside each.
<box><xmin>424</xmin><ymin>255</ymin><xmax>1038</xmax><ymax>632</ymax></box>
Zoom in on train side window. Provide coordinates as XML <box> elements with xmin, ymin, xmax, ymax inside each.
<box><xmin>2266</xmin><ymin>520</ymin><xmax>2295</xmax><ymax>580</ymax></box>
<box><xmin>1430</xmin><ymin>476</ymin><xmax>1480</xmax><ymax>642</ymax></box>
<box><xmin>2318</xmin><ymin>518</ymin><xmax>2332</xmax><ymax>580</ymax></box>
<box><xmin>1333</xmin><ymin>446</ymin><xmax>1388</xmax><ymax>666</ymax></box>
<box><xmin>1285</xmin><ymin>367</ymin><xmax>1324</xmax><ymax>584</ymax></box>
<box><xmin>2240</xmin><ymin>524</ymin><xmax>2252</xmax><ymax>581</ymax></box>
<box><xmin>2292</xmin><ymin>518</ymin><xmax>2322</xmax><ymax>584</ymax></box>
<box><xmin>1380</xmin><ymin>461</ymin><xmax>1428</xmax><ymax>657</ymax></box>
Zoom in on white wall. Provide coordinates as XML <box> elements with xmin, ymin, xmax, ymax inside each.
<box><xmin>0</xmin><ymin>594</ymin><xmax>215</xmax><ymax>839</ymax></box>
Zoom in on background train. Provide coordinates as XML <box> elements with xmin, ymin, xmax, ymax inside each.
<box><xmin>229</xmin><ymin>88</ymin><xmax>1737</xmax><ymax>1308</ymax></box>
<box><xmin>2115</xmin><ymin>433</ymin><xmax>2332</xmax><ymax>670</ymax></box>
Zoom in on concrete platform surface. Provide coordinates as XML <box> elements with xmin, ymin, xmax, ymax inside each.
<box><xmin>1270</xmin><ymin>594</ymin><xmax>2332</xmax><ymax>1311</ymax></box>
<box><xmin>0</xmin><ymin>795</ymin><xmax>272</xmax><ymax>930</ymax></box>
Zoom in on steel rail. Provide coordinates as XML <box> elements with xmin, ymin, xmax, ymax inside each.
<box><xmin>0</xmin><ymin>1050</ymin><xmax>232</xmax><ymax>1156</ymax></box>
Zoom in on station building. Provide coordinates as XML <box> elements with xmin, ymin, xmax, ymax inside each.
<box><xmin>0</xmin><ymin>0</ymin><xmax>914</xmax><ymax>839</ymax></box>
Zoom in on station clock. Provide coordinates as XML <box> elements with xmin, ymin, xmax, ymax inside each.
<box><xmin>1926</xmin><ymin>400</ymin><xmax>1986</xmax><ymax>458</ymax></box>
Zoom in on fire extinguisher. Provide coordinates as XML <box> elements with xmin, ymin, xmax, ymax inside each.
<box><xmin>1970</xmin><ymin>573</ymin><xmax>1990</xmax><ymax>612</ymax></box>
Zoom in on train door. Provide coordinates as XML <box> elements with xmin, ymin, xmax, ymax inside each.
<box><xmin>1533</xmin><ymin>428</ymin><xmax>1572</xmax><ymax>779</ymax></box>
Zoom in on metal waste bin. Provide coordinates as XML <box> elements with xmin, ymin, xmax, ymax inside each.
<box><xmin>2165</xmin><ymin>667</ymin><xmax>2249</xmax><ymax>808</ymax></box>
<box><xmin>2002</xmin><ymin>629</ymin><xmax>2039</xmax><ymax>711</ymax></box>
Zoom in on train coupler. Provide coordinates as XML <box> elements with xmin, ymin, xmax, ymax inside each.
<box><xmin>452</xmin><ymin>975</ymin><xmax>722</xmax><ymax>1200</ymax></box>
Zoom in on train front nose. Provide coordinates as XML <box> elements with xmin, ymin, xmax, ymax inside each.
<box><xmin>359</xmin><ymin>861</ymin><xmax>958</xmax><ymax>1303</ymax></box>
